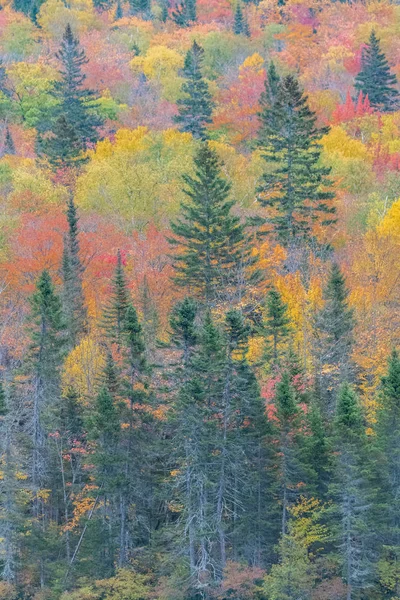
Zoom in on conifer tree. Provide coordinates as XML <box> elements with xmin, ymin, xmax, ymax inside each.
<box><xmin>263</xmin><ymin>287</ymin><xmax>291</xmax><ymax>367</ymax></box>
<box><xmin>129</xmin><ymin>0</ymin><xmax>151</xmax><ymax>16</ymax></box>
<box><xmin>174</xmin><ymin>41</ymin><xmax>214</xmax><ymax>140</ymax></box>
<box><xmin>28</xmin><ymin>271</ymin><xmax>65</xmax><ymax>493</ymax></box>
<box><xmin>169</xmin><ymin>143</ymin><xmax>259</xmax><ymax>306</ymax></box>
<box><xmin>172</xmin><ymin>0</ymin><xmax>196</xmax><ymax>27</ymax></box>
<box><xmin>39</xmin><ymin>25</ymin><xmax>103</xmax><ymax>168</ymax></box>
<box><xmin>103</xmin><ymin>250</ymin><xmax>130</xmax><ymax>347</ymax></box>
<box><xmin>331</xmin><ymin>384</ymin><xmax>374</xmax><ymax>599</ymax></box>
<box><xmin>373</xmin><ymin>350</ymin><xmax>400</xmax><ymax>593</ymax></box>
<box><xmin>169</xmin><ymin>297</ymin><xmax>198</xmax><ymax>363</ymax></box>
<box><xmin>62</xmin><ymin>195</ymin><xmax>87</xmax><ymax>348</ymax></box>
<box><xmin>257</xmin><ymin>75</ymin><xmax>335</xmax><ymax>248</ymax></box>
<box><xmin>355</xmin><ymin>31</ymin><xmax>399</xmax><ymax>112</ymax></box>
<box><xmin>233</xmin><ymin>2</ymin><xmax>250</xmax><ymax>36</ymax></box>
<box><xmin>114</xmin><ymin>0</ymin><xmax>123</xmax><ymax>19</ymax></box>
<box><xmin>314</xmin><ymin>263</ymin><xmax>355</xmax><ymax>413</ymax></box>
<box><xmin>159</xmin><ymin>0</ymin><xmax>168</xmax><ymax>21</ymax></box>
<box><xmin>3</xmin><ymin>127</ymin><xmax>15</xmax><ymax>156</ymax></box>
<box><xmin>260</xmin><ymin>61</ymin><xmax>280</xmax><ymax>108</ymax></box>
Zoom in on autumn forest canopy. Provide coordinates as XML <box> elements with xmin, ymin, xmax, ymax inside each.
<box><xmin>1</xmin><ymin>0</ymin><xmax>400</xmax><ymax>598</ymax></box>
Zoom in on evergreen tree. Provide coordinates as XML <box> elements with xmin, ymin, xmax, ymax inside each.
<box><xmin>114</xmin><ymin>0</ymin><xmax>123</xmax><ymax>20</ymax></box>
<box><xmin>172</xmin><ymin>0</ymin><xmax>196</xmax><ymax>27</ymax></box>
<box><xmin>0</xmin><ymin>381</ymin><xmax>7</xmax><ymax>417</ymax></box>
<box><xmin>169</xmin><ymin>143</ymin><xmax>259</xmax><ymax>306</ymax></box>
<box><xmin>257</xmin><ymin>75</ymin><xmax>336</xmax><ymax>248</ymax></box>
<box><xmin>260</xmin><ymin>61</ymin><xmax>280</xmax><ymax>108</ymax></box>
<box><xmin>355</xmin><ymin>31</ymin><xmax>399</xmax><ymax>112</ymax></box>
<box><xmin>103</xmin><ymin>250</ymin><xmax>130</xmax><ymax>347</ymax></box>
<box><xmin>169</xmin><ymin>297</ymin><xmax>198</xmax><ymax>363</ymax></box>
<box><xmin>174</xmin><ymin>41</ymin><xmax>214</xmax><ymax>140</ymax></box>
<box><xmin>331</xmin><ymin>384</ymin><xmax>374</xmax><ymax>600</ymax></box>
<box><xmin>159</xmin><ymin>0</ymin><xmax>168</xmax><ymax>21</ymax></box>
<box><xmin>3</xmin><ymin>127</ymin><xmax>15</xmax><ymax>156</ymax></box>
<box><xmin>373</xmin><ymin>350</ymin><xmax>400</xmax><ymax>596</ymax></box>
<box><xmin>314</xmin><ymin>263</ymin><xmax>355</xmax><ymax>413</ymax></box>
<box><xmin>263</xmin><ymin>287</ymin><xmax>291</xmax><ymax>367</ymax></box>
<box><xmin>28</xmin><ymin>271</ymin><xmax>65</xmax><ymax>493</ymax></box>
<box><xmin>62</xmin><ymin>195</ymin><xmax>87</xmax><ymax>348</ymax></box>
<box><xmin>233</xmin><ymin>2</ymin><xmax>250</xmax><ymax>36</ymax></box>
<box><xmin>39</xmin><ymin>24</ymin><xmax>103</xmax><ymax>168</ymax></box>
<box><xmin>129</xmin><ymin>0</ymin><xmax>151</xmax><ymax>16</ymax></box>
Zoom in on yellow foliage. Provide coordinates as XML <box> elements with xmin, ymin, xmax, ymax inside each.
<box><xmin>239</xmin><ymin>52</ymin><xmax>264</xmax><ymax>75</ymax></box>
<box><xmin>15</xmin><ymin>471</ymin><xmax>28</xmax><ymax>480</ymax></box>
<box><xmin>130</xmin><ymin>45</ymin><xmax>184</xmax><ymax>102</ymax></box>
<box><xmin>62</xmin><ymin>336</ymin><xmax>106</xmax><ymax>400</ymax></box>
<box><xmin>321</xmin><ymin>126</ymin><xmax>371</xmax><ymax>161</ymax></box>
<box><xmin>38</xmin><ymin>0</ymin><xmax>100</xmax><ymax>38</ymax></box>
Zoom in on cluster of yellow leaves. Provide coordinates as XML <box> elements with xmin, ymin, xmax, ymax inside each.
<box><xmin>62</xmin><ymin>336</ymin><xmax>106</xmax><ymax>401</ymax></box>
<box><xmin>130</xmin><ymin>45</ymin><xmax>184</xmax><ymax>102</ymax></box>
<box><xmin>38</xmin><ymin>0</ymin><xmax>100</xmax><ymax>38</ymax></box>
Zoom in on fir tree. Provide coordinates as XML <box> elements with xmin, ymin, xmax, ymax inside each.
<box><xmin>3</xmin><ymin>127</ymin><xmax>15</xmax><ymax>156</ymax></box>
<box><xmin>263</xmin><ymin>287</ymin><xmax>291</xmax><ymax>367</ymax></box>
<box><xmin>39</xmin><ymin>24</ymin><xmax>103</xmax><ymax>168</ymax></box>
<box><xmin>159</xmin><ymin>0</ymin><xmax>168</xmax><ymax>21</ymax></box>
<box><xmin>373</xmin><ymin>350</ymin><xmax>400</xmax><ymax>594</ymax></box>
<box><xmin>103</xmin><ymin>250</ymin><xmax>130</xmax><ymax>348</ymax></box>
<box><xmin>0</xmin><ymin>381</ymin><xmax>7</xmax><ymax>417</ymax></box>
<box><xmin>169</xmin><ymin>297</ymin><xmax>198</xmax><ymax>364</ymax></box>
<box><xmin>257</xmin><ymin>74</ymin><xmax>336</xmax><ymax>248</ymax></box>
<box><xmin>314</xmin><ymin>263</ymin><xmax>355</xmax><ymax>413</ymax></box>
<box><xmin>129</xmin><ymin>0</ymin><xmax>151</xmax><ymax>16</ymax></box>
<box><xmin>169</xmin><ymin>143</ymin><xmax>259</xmax><ymax>306</ymax></box>
<box><xmin>331</xmin><ymin>384</ymin><xmax>374</xmax><ymax>599</ymax></box>
<box><xmin>114</xmin><ymin>0</ymin><xmax>123</xmax><ymax>19</ymax></box>
<box><xmin>355</xmin><ymin>31</ymin><xmax>399</xmax><ymax>112</ymax></box>
<box><xmin>174</xmin><ymin>41</ymin><xmax>214</xmax><ymax>140</ymax></box>
<box><xmin>172</xmin><ymin>0</ymin><xmax>196</xmax><ymax>27</ymax></box>
<box><xmin>260</xmin><ymin>62</ymin><xmax>280</xmax><ymax>108</ymax></box>
<box><xmin>233</xmin><ymin>2</ymin><xmax>250</xmax><ymax>37</ymax></box>
<box><xmin>62</xmin><ymin>195</ymin><xmax>87</xmax><ymax>348</ymax></box>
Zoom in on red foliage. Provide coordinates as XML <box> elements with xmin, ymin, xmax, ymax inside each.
<box><xmin>332</xmin><ymin>90</ymin><xmax>372</xmax><ymax>124</ymax></box>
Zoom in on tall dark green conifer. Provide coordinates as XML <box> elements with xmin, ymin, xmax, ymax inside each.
<box><xmin>174</xmin><ymin>41</ymin><xmax>214</xmax><ymax>140</ymax></box>
<box><xmin>314</xmin><ymin>263</ymin><xmax>355</xmax><ymax>413</ymax></box>
<box><xmin>103</xmin><ymin>250</ymin><xmax>130</xmax><ymax>347</ymax></box>
<box><xmin>257</xmin><ymin>75</ymin><xmax>335</xmax><ymax>248</ymax></box>
<box><xmin>355</xmin><ymin>31</ymin><xmax>399</xmax><ymax>112</ymax></box>
<box><xmin>3</xmin><ymin>127</ymin><xmax>15</xmax><ymax>156</ymax></box>
<box><xmin>233</xmin><ymin>2</ymin><xmax>250</xmax><ymax>37</ymax></box>
<box><xmin>172</xmin><ymin>0</ymin><xmax>196</xmax><ymax>27</ymax></box>
<box><xmin>169</xmin><ymin>143</ymin><xmax>259</xmax><ymax>306</ymax></box>
<box><xmin>39</xmin><ymin>24</ymin><xmax>103</xmax><ymax>169</ymax></box>
<box><xmin>129</xmin><ymin>0</ymin><xmax>151</xmax><ymax>16</ymax></box>
<box><xmin>62</xmin><ymin>195</ymin><xmax>87</xmax><ymax>348</ymax></box>
<box><xmin>263</xmin><ymin>287</ymin><xmax>291</xmax><ymax>367</ymax></box>
<box><xmin>331</xmin><ymin>384</ymin><xmax>374</xmax><ymax>600</ymax></box>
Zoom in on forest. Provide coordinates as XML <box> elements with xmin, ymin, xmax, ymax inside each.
<box><xmin>0</xmin><ymin>0</ymin><xmax>400</xmax><ymax>598</ymax></box>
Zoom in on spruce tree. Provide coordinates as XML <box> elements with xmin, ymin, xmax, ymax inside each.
<box><xmin>373</xmin><ymin>350</ymin><xmax>400</xmax><ymax>594</ymax></box>
<box><xmin>0</xmin><ymin>382</ymin><xmax>7</xmax><ymax>417</ymax></box>
<box><xmin>103</xmin><ymin>250</ymin><xmax>130</xmax><ymax>348</ymax></box>
<box><xmin>39</xmin><ymin>24</ymin><xmax>103</xmax><ymax>169</ymax></box>
<box><xmin>62</xmin><ymin>195</ymin><xmax>87</xmax><ymax>348</ymax></box>
<box><xmin>3</xmin><ymin>127</ymin><xmax>15</xmax><ymax>156</ymax></box>
<box><xmin>28</xmin><ymin>271</ymin><xmax>65</xmax><ymax>492</ymax></box>
<box><xmin>172</xmin><ymin>0</ymin><xmax>196</xmax><ymax>27</ymax></box>
<box><xmin>260</xmin><ymin>62</ymin><xmax>280</xmax><ymax>108</ymax></box>
<box><xmin>169</xmin><ymin>143</ymin><xmax>259</xmax><ymax>306</ymax></box>
<box><xmin>331</xmin><ymin>384</ymin><xmax>374</xmax><ymax>599</ymax></box>
<box><xmin>314</xmin><ymin>263</ymin><xmax>355</xmax><ymax>413</ymax></box>
<box><xmin>257</xmin><ymin>74</ymin><xmax>336</xmax><ymax>248</ymax></box>
<box><xmin>129</xmin><ymin>0</ymin><xmax>151</xmax><ymax>16</ymax></box>
<box><xmin>263</xmin><ymin>287</ymin><xmax>291</xmax><ymax>367</ymax></box>
<box><xmin>355</xmin><ymin>31</ymin><xmax>399</xmax><ymax>112</ymax></box>
<box><xmin>169</xmin><ymin>297</ymin><xmax>198</xmax><ymax>363</ymax></box>
<box><xmin>233</xmin><ymin>2</ymin><xmax>250</xmax><ymax>37</ymax></box>
<box><xmin>114</xmin><ymin>0</ymin><xmax>123</xmax><ymax>19</ymax></box>
<box><xmin>174</xmin><ymin>41</ymin><xmax>214</xmax><ymax>140</ymax></box>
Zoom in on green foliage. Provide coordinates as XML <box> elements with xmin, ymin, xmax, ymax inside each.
<box><xmin>174</xmin><ymin>41</ymin><xmax>214</xmax><ymax>140</ymax></box>
<box><xmin>170</xmin><ymin>142</ymin><xmax>259</xmax><ymax>306</ymax></box>
<box><xmin>233</xmin><ymin>2</ymin><xmax>250</xmax><ymax>37</ymax></box>
<box><xmin>263</xmin><ymin>287</ymin><xmax>290</xmax><ymax>367</ymax></box>
<box><xmin>355</xmin><ymin>31</ymin><xmax>399</xmax><ymax>112</ymax></box>
<box><xmin>102</xmin><ymin>250</ymin><xmax>131</xmax><ymax>347</ymax></box>
<box><xmin>258</xmin><ymin>74</ymin><xmax>336</xmax><ymax>248</ymax></box>
<box><xmin>172</xmin><ymin>0</ymin><xmax>196</xmax><ymax>27</ymax></box>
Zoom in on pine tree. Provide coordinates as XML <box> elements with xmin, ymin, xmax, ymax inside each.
<box><xmin>28</xmin><ymin>271</ymin><xmax>65</xmax><ymax>493</ymax></box>
<box><xmin>373</xmin><ymin>350</ymin><xmax>400</xmax><ymax>595</ymax></box>
<box><xmin>129</xmin><ymin>0</ymin><xmax>151</xmax><ymax>16</ymax></box>
<box><xmin>260</xmin><ymin>62</ymin><xmax>280</xmax><ymax>109</ymax></box>
<box><xmin>39</xmin><ymin>25</ymin><xmax>103</xmax><ymax>169</ymax></box>
<box><xmin>331</xmin><ymin>384</ymin><xmax>374</xmax><ymax>599</ymax></box>
<box><xmin>172</xmin><ymin>0</ymin><xmax>196</xmax><ymax>27</ymax></box>
<box><xmin>174</xmin><ymin>41</ymin><xmax>214</xmax><ymax>140</ymax></box>
<box><xmin>114</xmin><ymin>0</ymin><xmax>123</xmax><ymax>20</ymax></box>
<box><xmin>169</xmin><ymin>297</ymin><xmax>198</xmax><ymax>364</ymax></box>
<box><xmin>62</xmin><ymin>195</ymin><xmax>87</xmax><ymax>348</ymax></box>
<box><xmin>233</xmin><ymin>2</ymin><xmax>250</xmax><ymax>36</ymax></box>
<box><xmin>263</xmin><ymin>287</ymin><xmax>291</xmax><ymax>367</ymax></box>
<box><xmin>0</xmin><ymin>382</ymin><xmax>7</xmax><ymax>417</ymax></box>
<box><xmin>169</xmin><ymin>143</ymin><xmax>259</xmax><ymax>306</ymax></box>
<box><xmin>355</xmin><ymin>31</ymin><xmax>399</xmax><ymax>112</ymax></box>
<box><xmin>257</xmin><ymin>75</ymin><xmax>336</xmax><ymax>248</ymax></box>
<box><xmin>159</xmin><ymin>0</ymin><xmax>168</xmax><ymax>21</ymax></box>
<box><xmin>314</xmin><ymin>263</ymin><xmax>355</xmax><ymax>413</ymax></box>
<box><xmin>103</xmin><ymin>250</ymin><xmax>130</xmax><ymax>347</ymax></box>
<box><xmin>3</xmin><ymin>127</ymin><xmax>15</xmax><ymax>156</ymax></box>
